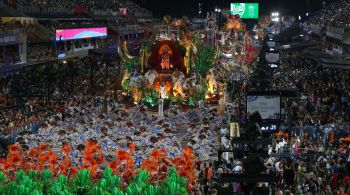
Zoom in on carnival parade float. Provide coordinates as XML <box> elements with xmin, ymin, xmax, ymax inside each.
<box><xmin>118</xmin><ymin>14</ymin><xmax>260</xmax><ymax>109</ymax></box>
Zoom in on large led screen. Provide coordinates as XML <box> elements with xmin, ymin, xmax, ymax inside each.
<box><xmin>265</xmin><ymin>52</ymin><xmax>280</xmax><ymax>63</ymax></box>
<box><xmin>56</xmin><ymin>27</ymin><xmax>107</xmax><ymax>41</ymax></box>
<box><xmin>247</xmin><ymin>95</ymin><xmax>281</xmax><ymax>120</ymax></box>
<box><xmin>230</xmin><ymin>3</ymin><xmax>259</xmax><ymax>19</ymax></box>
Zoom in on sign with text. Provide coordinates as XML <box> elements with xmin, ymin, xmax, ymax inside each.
<box><xmin>230</xmin><ymin>3</ymin><xmax>259</xmax><ymax>19</ymax></box>
<box><xmin>247</xmin><ymin>95</ymin><xmax>280</xmax><ymax>120</ymax></box>
<box><xmin>0</xmin><ymin>32</ymin><xmax>20</xmax><ymax>45</ymax></box>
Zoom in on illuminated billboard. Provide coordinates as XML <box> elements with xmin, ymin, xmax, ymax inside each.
<box><xmin>247</xmin><ymin>95</ymin><xmax>281</xmax><ymax>120</ymax></box>
<box><xmin>56</xmin><ymin>27</ymin><xmax>107</xmax><ymax>41</ymax></box>
<box><xmin>230</xmin><ymin>3</ymin><xmax>259</xmax><ymax>19</ymax></box>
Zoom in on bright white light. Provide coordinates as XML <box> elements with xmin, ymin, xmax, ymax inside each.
<box><xmin>272</xmin><ymin>12</ymin><xmax>279</xmax><ymax>17</ymax></box>
<box><xmin>306</xmin><ymin>12</ymin><xmax>309</xmax><ymax>16</ymax></box>
<box><xmin>215</xmin><ymin>8</ymin><xmax>218</xmax><ymax>12</ymax></box>
<box><xmin>269</xmin><ymin>64</ymin><xmax>278</xmax><ymax>68</ymax></box>
<box><xmin>272</xmin><ymin>17</ymin><xmax>280</xmax><ymax>22</ymax></box>
<box><xmin>270</xmin><ymin>48</ymin><xmax>275</xmax><ymax>51</ymax></box>
<box><xmin>223</xmin><ymin>53</ymin><xmax>233</xmax><ymax>58</ymax></box>
<box><xmin>298</xmin><ymin>16</ymin><xmax>301</xmax><ymax>20</ymax></box>
<box><xmin>300</xmin><ymin>34</ymin><xmax>304</xmax><ymax>37</ymax></box>
<box><xmin>218</xmin><ymin>9</ymin><xmax>221</xmax><ymax>13</ymax></box>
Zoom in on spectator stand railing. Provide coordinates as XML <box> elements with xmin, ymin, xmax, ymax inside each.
<box><xmin>326</xmin><ymin>26</ymin><xmax>345</xmax><ymax>40</ymax></box>
<box><xmin>279</xmin><ymin>124</ymin><xmax>350</xmax><ymax>137</ymax></box>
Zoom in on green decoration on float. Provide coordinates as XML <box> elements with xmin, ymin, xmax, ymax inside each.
<box><xmin>0</xmin><ymin>168</ymin><xmax>190</xmax><ymax>195</ymax></box>
<box><xmin>124</xmin><ymin>59</ymin><xmax>138</xmax><ymax>75</ymax></box>
<box><xmin>194</xmin><ymin>43</ymin><xmax>217</xmax><ymax>77</ymax></box>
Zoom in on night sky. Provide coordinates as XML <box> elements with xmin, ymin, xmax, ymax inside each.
<box><xmin>132</xmin><ymin>0</ymin><xmax>331</xmax><ymax>18</ymax></box>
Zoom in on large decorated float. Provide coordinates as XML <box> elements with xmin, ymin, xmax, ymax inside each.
<box><xmin>117</xmin><ymin>14</ymin><xmax>260</xmax><ymax>109</ymax></box>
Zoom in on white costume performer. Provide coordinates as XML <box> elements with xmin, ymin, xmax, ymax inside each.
<box><xmin>158</xmin><ymin>98</ymin><xmax>164</xmax><ymax>118</ymax></box>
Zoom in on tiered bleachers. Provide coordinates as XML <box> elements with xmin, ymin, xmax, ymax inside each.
<box><xmin>310</xmin><ymin>0</ymin><xmax>350</xmax><ymax>27</ymax></box>
<box><xmin>5</xmin><ymin>0</ymin><xmax>152</xmax><ymax>18</ymax></box>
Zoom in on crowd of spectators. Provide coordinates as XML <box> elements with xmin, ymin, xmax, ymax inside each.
<box><xmin>204</xmin><ymin>47</ymin><xmax>350</xmax><ymax>194</ymax></box>
<box><xmin>0</xmin><ymin>21</ymin><xmax>25</xmax><ymax>32</ymax></box>
<box><xmin>72</xmin><ymin>0</ymin><xmax>119</xmax><ymax>11</ymax></box>
<box><xmin>280</xmin><ymin>51</ymin><xmax>313</xmax><ymax>68</ymax></box>
<box><xmin>6</xmin><ymin>0</ymin><xmax>152</xmax><ymax>18</ymax></box>
<box><xmin>0</xmin><ymin>51</ymin><xmax>114</xmax><ymax>131</ymax></box>
<box><xmin>11</xmin><ymin>0</ymin><xmax>74</xmax><ymax>17</ymax></box>
<box><xmin>272</xmin><ymin>51</ymin><xmax>350</xmax><ymax>127</ymax></box>
<box><xmin>0</xmin><ymin>21</ymin><xmax>37</xmax><ymax>37</ymax></box>
<box><xmin>40</xmin><ymin>20</ymin><xmax>109</xmax><ymax>31</ymax></box>
<box><xmin>214</xmin><ymin>41</ymin><xmax>350</xmax><ymax>194</ymax></box>
<box><xmin>39</xmin><ymin>18</ymin><xmax>142</xmax><ymax>32</ymax></box>
<box><xmin>118</xmin><ymin>0</ymin><xmax>152</xmax><ymax>17</ymax></box>
<box><xmin>212</xmin><ymin>130</ymin><xmax>350</xmax><ymax>194</ymax></box>
<box><xmin>72</xmin><ymin>0</ymin><xmax>151</xmax><ymax>17</ymax></box>
<box><xmin>275</xmin><ymin>63</ymin><xmax>350</xmax><ymax>124</ymax></box>
<box><xmin>0</xmin><ymin>46</ymin><xmax>21</xmax><ymax>65</ymax></box>
<box><xmin>310</xmin><ymin>0</ymin><xmax>350</xmax><ymax>27</ymax></box>
<box><xmin>28</xmin><ymin>45</ymin><xmax>54</xmax><ymax>62</ymax></box>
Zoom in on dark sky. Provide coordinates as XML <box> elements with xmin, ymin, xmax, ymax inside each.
<box><xmin>132</xmin><ymin>0</ymin><xmax>330</xmax><ymax>18</ymax></box>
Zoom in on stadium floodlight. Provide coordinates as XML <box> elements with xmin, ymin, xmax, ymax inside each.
<box><xmin>271</xmin><ymin>12</ymin><xmax>279</xmax><ymax>17</ymax></box>
<box><xmin>269</xmin><ymin>64</ymin><xmax>278</xmax><ymax>68</ymax></box>
<box><xmin>271</xmin><ymin>12</ymin><xmax>280</xmax><ymax>22</ymax></box>
<box><xmin>272</xmin><ymin>17</ymin><xmax>280</xmax><ymax>22</ymax></box>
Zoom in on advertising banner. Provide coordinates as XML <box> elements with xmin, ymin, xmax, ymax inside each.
<box><xmin>230</xmin><ymin>3</ymin><xmax>259</xmax><ymax>19</ymax></box>
<box><xmin>56</xmin><ymin>27</ymin><xmax>107</xmax><ymax>41</ymax></box>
